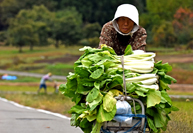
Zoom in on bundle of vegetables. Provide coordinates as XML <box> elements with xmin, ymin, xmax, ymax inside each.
<box><xmin>59</xmin><ymin>44</ymin><xmax>178</xmax><ymax>133</ymax></box>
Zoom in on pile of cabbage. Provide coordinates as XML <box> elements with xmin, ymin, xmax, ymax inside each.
<box><xmin>59</xmin><ymin>44</ymin><xmax>178</xmax><ymax>133</ymax></box>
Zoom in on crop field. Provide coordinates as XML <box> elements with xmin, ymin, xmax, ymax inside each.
<box><xmin>0</xmin><ymin>45</ymin><xmax>193</xmax><ymax>132</ymax></box>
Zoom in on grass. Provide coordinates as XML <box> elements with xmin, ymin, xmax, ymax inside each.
<box><xmin>0</xmin><ymin>85</ymin><xmax>55</xmax><ymax>93</ymax></box>
<box><xmin>0</xmin><ymin>76</ymin><xmax>41</xmax><ymax>82</ymax></box>
<box><xmin>0</xmin><ymin>93</ymin><xmax>74</xmax><ymax>117</ymax></box>
<box><xmin>147</xmin><ymin>46</ymin><xmax>193</xmax><ymax>55</ymax></box>
<box><xmin>46</xmin><ymin>63</ymin><xmax>74</xmax><ymax>76</ymax></box>
<box><xmin>171</xmin><ymin>63</ymin><xmax>193</xmax><ymax>71</ymax></box>
<box><xmin>167</xmin><ymin>90</ymin><xmax>193</xmax><ymax>95</ymax></box>
<box><xmin>162</xmin><ymin>99</ymin><xmax>193</xmax><ymax>133</ymax></box>
<box><xmin>0</xmin><ymin>45</ymin><xmax>82</xmax><ymax>75</ymax></box>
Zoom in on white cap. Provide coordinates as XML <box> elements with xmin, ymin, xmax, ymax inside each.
<box><xmin>112</xmin><ymin>4</ymin><xmax>139</xmax><ymax>36</ymax></box>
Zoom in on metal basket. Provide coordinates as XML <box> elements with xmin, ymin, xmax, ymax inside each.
<box><xmin>101</xmin><ymin>95</ymin><xmax>149</xmax><ymax>133</ymax></box>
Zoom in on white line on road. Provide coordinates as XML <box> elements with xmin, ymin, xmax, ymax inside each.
<box><xmin>0</xmin><ymin>97</ymin><xmax>70</xmax><ymax>120</ymax></box>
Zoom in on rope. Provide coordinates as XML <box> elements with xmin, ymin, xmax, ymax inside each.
<box><xmin>132</xmin><ymin>99</ymin><xmax>136</xmax><ymax>115</ymax></box>
<box><xmin>121</xmin><ymin>55</ymin><xmax>136</xmax><ymax>115</ymax></box>
<box><xmin>121</xmin><ymin>55</ymin><xmax>127</xmax><ymax>98</ymax></box>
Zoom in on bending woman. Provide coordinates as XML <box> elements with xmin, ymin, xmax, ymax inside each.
<box><xmin>99</xmin><ymin>4</ymin><xmax>147</xmax><ymax>55</ymax></box>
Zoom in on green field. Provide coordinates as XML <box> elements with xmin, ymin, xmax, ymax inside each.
<box><xmin>0</xmin><ymin>45</ymin><xmax>83</xmax><ymax>76</ymax></box>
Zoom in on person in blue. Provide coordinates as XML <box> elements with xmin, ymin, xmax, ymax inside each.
<box><xmin>37</xmin><ymin>73</ymin><xmax>52</xmax><ymax>94</ymax></box>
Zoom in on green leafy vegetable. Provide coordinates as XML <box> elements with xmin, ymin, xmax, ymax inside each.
<box><xmin>59</xmin><ymin>44</ymin><xmax>178</xmax><ymax>133</ymax></box>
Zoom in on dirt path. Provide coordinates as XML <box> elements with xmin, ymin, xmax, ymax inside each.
<box><xmin>155</xmin><ymin>53</ymin><xmax>193</xmax><ymax>63</ymax></box>
<box><xmin>0</xmin><ymin>82</ymin><xmax>64</xmax><ymax>86</ymax></box>
<box><xmin>0</xmin><ymin>82</ymin><xmax>193</xmax><ymax>92</ymax></box>
<box><xmin>0</xmin><ymin>70</ymin><xmax>66</xmax><ymax>80</ymax></box>
<box><xmin>169</xmin><ymin>84</ymin><xmax>193</xmax><ymax>92</ymax></box>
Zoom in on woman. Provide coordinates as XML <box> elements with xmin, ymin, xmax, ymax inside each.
<box><xmin>37</xmin><ymin>73</ymin><xmax>52</xmax><ymax>94</ymax></box>
<box><xmin>99</xmin><ymin>4</ymin><xmax>147</xmax><ymax>55</ymax></box>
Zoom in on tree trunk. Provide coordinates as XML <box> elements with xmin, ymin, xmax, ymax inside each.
<box><xmin>30</xmin><ymin>43</ymin><xmax>33</xmax><ymax>51</ymax></box>
<box><xmin>55</xmin><ymin>40</ymin><xmax>59</xmax><ymax>48</ymax></box>
<box><xmin>19</xmin><ymin>46</ymin><xmax>22</xmax><ymax>53</ymax></box>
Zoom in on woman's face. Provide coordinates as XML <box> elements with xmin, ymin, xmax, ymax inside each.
<box><xmin>117</xmin><ymin>17</ymin><xmax>134</xmax><ymax>34</ymax></box>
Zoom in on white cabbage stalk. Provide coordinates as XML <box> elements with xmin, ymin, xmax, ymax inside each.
<box><xmin>116</xmin><ymin>50</ymin><xmax>159</xmax><ymax>90</ymax></box>
<box><xmin>117</xmin><ymin>65</ymin><xmax>154</xmax><ymax>73</ymax></box>
<box><xmin>137</xmin><ymin>84</ymin><xmax>159</xmax><ymax>90</ymax></box>
<box><xmin>140</xmin><ymin>78</ymin><xmax>158</xmax><ymax>85</ymax></box>
<box><xmin>125</xmin><ymin>74</ymin><xmax>158</xmax><ymax>82</ymax></box>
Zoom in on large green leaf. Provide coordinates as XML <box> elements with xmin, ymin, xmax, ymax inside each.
<box><xmin>79</xmin><ymin>46</ymin><xmax>103</xmax><ymax>53</ymax></box>
<box><xmin>90</xmin><ymin>67</ymin><xmax>104</xmax><ymax>79</ymax></box>
<box><xmin>159</xmin><ymin>79</ymin><xmax>170</xmax><ymax>90</ymax></box>
<box><xmin>86</xmin><ymin>87</ymin><xmax>100</xmax><ymax>103</ymax></box>
<box><xmin>124</xmin><ymin>45</ymin><xmax>133</xmax><ymax>55</ymax></box>
<box><xmin>81</xmin><ymin>58</ymin><xmax>93</xmax><ymax>67</ymax></box>
<box><xmin>70</xmin><ymin>114</ymin><xmax>80</xmax><ymax>126</ymax></box>
<box><xmin>76</xmin><ymin>84</ymin><xmax>91</xmax><ymax>95</ymax></box>
<box><xmin>75</xmin><ymin>65</ymin><xmax>90</xmax><ymax>77</ymax></box>
<box><xmin>147</xmin><ymin>90</ymin><xmax>161</xmax><ymax>108</ymax></box>
<box><xmin>96</xmin><ymin>104</ymin><xmax>116</xmax><ymax>123</ymax></box>
<box><xmin>103</xmin><ymin>91</ymin><xmax>117</xmax><ymax>112</ymax></box>
<box><xmin>126</xmin><ymin>82</ymin><xmax>136</xmax><ymax>93</ymax></box>
<box><xmin>94</xmin><ymin>81</ymin><xmax>100</xmax><ymax>89</ymax></box>
<box><xmin>161</xmin><ymin>90</ymin><xmax>172</xmax><ymax>105</ymax></box>
<box><xmin>69</xmin><ymin>105</ymin><xmax>87</xmax><ymax>114</ymax></box>
<box><xmin>80</xmin><ymin>118</ymin><xmax>93</xmax><ymax>129</ymax></box>
<box><xmin>91</xmin><ymin>122</ymin><xmax>103</xmax><ymax>133</ymax></box>
<box><xmin>154</xmin><ymin>108</ymin><xmax>167</xmax><ymax>128</ymax></box>
<box><xmin>154</xmin><ymin>61</ymin><xmax>172</xmax><ymax>73</ymax></box>
<box><xmin>101</xmin><ymin>44</ymin><xmax>116</xmax><ymax>55</ymax></box>
<box><xmin>89</xmin><ymin>93</ymin><xmax>103</xmax><ymax>111</ymax></box>
<box><xmin>147</xmin><ymin>117</ymin><xmax>158</xmax><ymax>133</ymax></box>
<box><xmin>59</xmin><ymin>83</ymin><xmax>66</xmax><ymax>92</ymax></box>
<box><xmin>86</xmin><ymin>54</ymin><xmax>103</xmax><ymax>63</ymax></box>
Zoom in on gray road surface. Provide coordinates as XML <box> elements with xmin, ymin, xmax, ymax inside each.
<box><xmin>0</xmin><ymin>70</ymin><xmax>66</xmax><ymax>80</ymax></box>
<box><xmin>0</xmin><ymin>97</ymin><xmax>83</xmax><ymax>133</ymax></box>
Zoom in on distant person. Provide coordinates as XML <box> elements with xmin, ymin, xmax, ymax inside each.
<box><xmin>98</xmin><ymin>4</ymin><xmax>147</xmax><ymax>55</ymax></box>
<box><xmin>37</xmin><ymin>73</ymin><xmax>52</xmax><ymax>94</ymax></box>
<box><xmin>54</xmin><ymin>80</ymin><xmax>59</xmax><ymax>93</ymax></box>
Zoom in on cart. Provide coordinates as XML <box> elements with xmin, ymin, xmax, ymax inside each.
<box><xmin>100</xmin><ymin>56</ymin><xmax>150</xmax><ymax>133</ymax></box>
<box><xmin>100</xmin><ymin>95</ymin><xmax>150</xmax><ymax>133</ymax></box>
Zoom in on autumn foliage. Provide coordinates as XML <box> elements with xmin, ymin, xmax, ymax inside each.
<box><xmin>173</xmin><ymin>7</ymin><xmax>193</xmax><ymax>30</ymax></box>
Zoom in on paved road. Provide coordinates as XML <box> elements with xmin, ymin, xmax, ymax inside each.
<box><xmin>0</xmin><ymin>97</ymin><xmax>83</xmax><ymax>133</ymax></box>
<box><xmin>0</xmin><ymin>70</ymin><xmax>66</xmax><ymax>80</ymax></box>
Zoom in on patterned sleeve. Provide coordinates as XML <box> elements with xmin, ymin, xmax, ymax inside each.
<box><xmin>132</xmin><ymin>27</ymin><xmax>147</xmax><ymax>51</ymax></box>
<box><xmin>98</xmin><ymin>22</ymin><xmax>115</xmax><ymax>48</ymax></box>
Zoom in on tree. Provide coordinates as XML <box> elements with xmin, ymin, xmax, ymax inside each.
<box><xmin>82</xmin><ymin>22</ymin><xmax>101</xmax><ymax>38</ymax></box>
<box><xmin>172</xmin><ymin>7</ymin><xmax>193</xmax><ymax>44</ymax></box>
<box><xmin>152</xmin><ymin>21</ymin><xmax>176</xmax><ymax>47</ymax></box>
<box><xmin>8</xmin><ymin>23</ymin><xmax>39</xmax><ymax>52</ymax></box>
<box><xmin>7</xmin><ymin>5</ymin><xmax>52</xmax><ymax>52</ymax></box>
<box><xmin>0</xmin><ymin>0</ymin><xmax>56</xmax><ymax>26</ymax></box>
<box><xmin>78</xmin><ymin>22</ymin><xmax>101</xmax><ymax>47</ymax></box>
<box><xmin>55</xmin><ymin>0</ymin><xmax>146</xmax><ymax>25</ymax></box>
<box><xmin>49</xmin><ymin>7</ymin><xmax>83</xmax><ymax>47</ymax></box>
